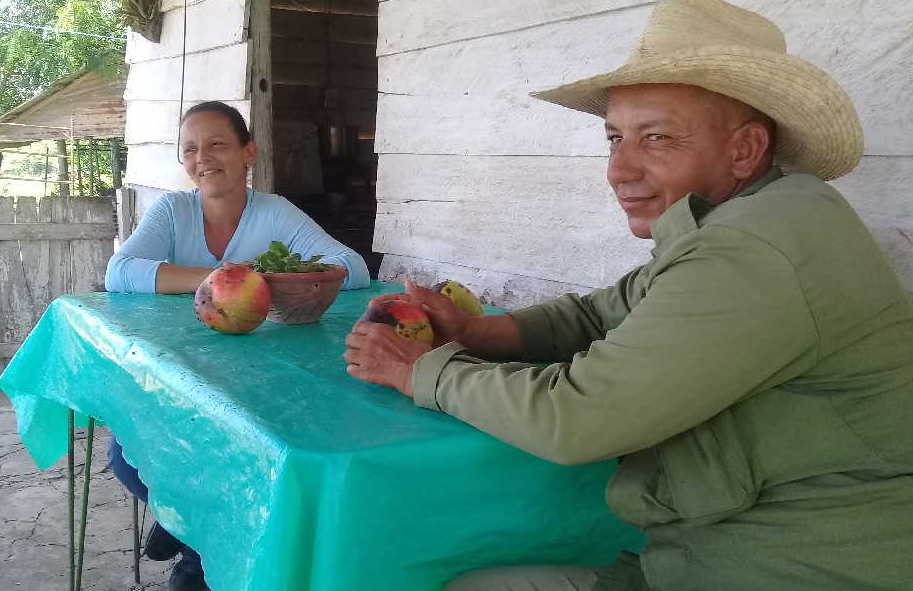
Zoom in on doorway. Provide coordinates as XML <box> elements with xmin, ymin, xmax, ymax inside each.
<box><xmin>269</xmin><ymin>1</ymin><xmax>381</xmax><ymax>276</ymax></box>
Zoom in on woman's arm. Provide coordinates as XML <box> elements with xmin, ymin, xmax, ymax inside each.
<box><xmin>105</xmin><ymin>196</ymin><xmax>175</xmax><ymax>293</ymax></box>
<box><xmin>277</xmin><ymin>198</ymin><xmax>371</xmax><ymax>289</ymax></box>
<box><xmin>153</xmin><ymin>264</ymin><xmax>214</xmax><ymax>294</ymax></box>
<box><xmin>105</xmin><ymin>194</ymin><xmax>215</xmax><ymax>294</ymax></box>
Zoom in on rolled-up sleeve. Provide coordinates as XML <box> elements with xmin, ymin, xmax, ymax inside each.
<box><xmin>105</xmin><ymin>197</ymin><xmax>174</xmax><ymax>293</ymax></box>
<box><xmin>411</xmin><ymin>227</ymin><xmax>818</xmax><ymax>465</ymax></box>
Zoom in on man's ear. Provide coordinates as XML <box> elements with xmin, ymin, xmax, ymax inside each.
<box><xmin>730</xmin><ymin>122</ymin><xmax>772</xmax><ymax>180</ymax></box>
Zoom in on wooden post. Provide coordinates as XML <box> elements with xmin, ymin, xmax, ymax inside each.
<box><xmin>91</xmin><ymin>139</ymin><xmax>100</xmax><ymax>196</ymax></box>
<box><xmin>109</xmin><ymin>140</ymin><xmax>122</xmax><ymax>189</ymax></box>
<box><xmin>57</xmin><ymin>139</ymin><xmax>70</xmax><ymax>198</ymax></box>
<box><xmin>74</xmin><ymin>140</ymin><xmax>82</xmax><ymax>197</ymax></box>
<box><xmin>249</xmin><ymin>0</ymin><xmax>274</xmax><ymax>193</ymax></box>
<box><xmin>43</xmin><ymin>146</ymin><xmax>50</xmax><ymax>198</ymax></box>
<box><xmin>115</xmin><ymin>187</ymin><xmax>135</xmax><ymax>242</ymax></box>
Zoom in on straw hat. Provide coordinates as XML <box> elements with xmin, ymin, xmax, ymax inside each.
<box><xmin>531</xmin><ymin>0</ymin><xmax>864</xmax><ymax>180</ymax></box>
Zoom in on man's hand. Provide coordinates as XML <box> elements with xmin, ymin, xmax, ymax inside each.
<box><xmin>344</xmin><ymin>321</ymin><xmax>432</xmax><ymax>397</ymax></box>
<box><xmin>368</xmin><ymin>280</ymin><xmax>472</xmax><ymax>346</ymax></box>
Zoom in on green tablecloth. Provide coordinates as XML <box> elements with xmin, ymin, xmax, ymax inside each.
<box><xmin>1</xmin><ymin>282</ymin><xmax>644</xmax><ymax>591</ymax></box>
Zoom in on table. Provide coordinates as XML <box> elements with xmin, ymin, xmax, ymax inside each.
<box><xmin>1</xmin><ymin>282</ymin><xmax>645</xmax><ymax>591</ymax></box>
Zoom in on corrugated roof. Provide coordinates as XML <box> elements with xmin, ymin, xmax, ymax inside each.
<box><xmin>0</xmin><ymin>62</ymin><xmax>127</xmax><ymax>146</ymax></box>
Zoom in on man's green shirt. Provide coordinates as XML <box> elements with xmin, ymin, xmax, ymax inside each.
<box><xmin>412</xmin><ymin>168</ymin><xmax>913</xmax><ymax>589</ymax></box>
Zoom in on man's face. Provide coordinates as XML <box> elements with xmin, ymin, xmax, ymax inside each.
<box><xmin>605</xmin><ymin>84</ymin><xmax>743</xmax><ymax>238</ymax></box>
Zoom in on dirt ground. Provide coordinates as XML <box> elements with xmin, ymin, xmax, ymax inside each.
<box><xmin>1</xmin><ymin>392</ymin><xmax>173</xmax><ymax>590</ymax></box>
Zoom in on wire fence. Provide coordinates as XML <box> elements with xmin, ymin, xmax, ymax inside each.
<box><xmin>0</xmin><ymin>137</ymin><xmax>126</xmax><ymax>198</ymax></box>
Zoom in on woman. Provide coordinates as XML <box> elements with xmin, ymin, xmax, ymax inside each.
<box><xmin>106</xmin><ymin>102</ymin><xmax>370</xmax><ymax>293</ymax></box>
<box><xmin>105</xmin><ymin>101</ymin><xmax>370</xmax><ymax>591</ymax></box>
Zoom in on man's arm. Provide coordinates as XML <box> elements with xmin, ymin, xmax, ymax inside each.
<box><xmin>382</xmin><ymin>272</ymin><xmax>639</xmax><ymax>362</ymax></box>
<box><xmin>411</xmin><ymin>227</ymin><xmax>819</xmax><ymax>464</ymax></box>
<box><xmin>507</xmin><ymin>266</ymin><xmax>641</xmax><ymax>362</ymax></box>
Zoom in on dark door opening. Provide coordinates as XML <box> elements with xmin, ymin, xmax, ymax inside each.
<box><xmin>269</xmin><ymin>1</ymin><xmax>381</xmax><ymax>276</ymax></box>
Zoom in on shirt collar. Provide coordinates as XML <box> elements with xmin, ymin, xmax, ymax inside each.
<box><xmin>650</xmin><ymin>166</ymin><xmax>783</xmax><ymax>253</ymax></box>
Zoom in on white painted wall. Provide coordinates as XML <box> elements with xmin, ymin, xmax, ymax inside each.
<box><xmin>124</xmin><ymin>0</ymin><xmax>251</xmax><ymax>216</ymax></box>
<box><xmin>375</xmin><ymin>0</ymin><xmax>913</xmax><ymax>308</ymax></box>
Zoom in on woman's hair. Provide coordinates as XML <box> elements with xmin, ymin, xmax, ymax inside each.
<box><xmin>181</xmin><ymin>101</ymin><xmax>252</xmax><ymax>145</ymax></box>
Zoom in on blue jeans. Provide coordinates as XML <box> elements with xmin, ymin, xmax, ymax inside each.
<box><xmin>107</xmin><ymin>437</ymin><xmax>149</xmax><ymax>501</ymax></box>
<box><xmin>107</xmin><ymin>437</ymin><xmax>201</xmax><ymax>564</ymax></box>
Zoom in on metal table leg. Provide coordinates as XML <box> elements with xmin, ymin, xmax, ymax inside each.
<box><xmin>67</xmin><ymin>410</ymin><xmax>75</xmax><ymax>591</ymax></box>
<box><xmin>67</xmin><ymin>412</ymin><xmax>95</xmax><ymax>591</ymax></box>
<box><xmin>74</xmin><ymin>417</ymin><xmax>94</xmax><ymax>591</ymax></box>
<box><xmin>133</xmin><ymin>495</ymin><xmax>141</xmax><ymax>584</ymax></box>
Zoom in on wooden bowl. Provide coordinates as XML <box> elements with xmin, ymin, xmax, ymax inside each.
<box><xmin>259</xmin><ymin>265</ymin><xmax>347</xmax><ymax>324</ymax></box>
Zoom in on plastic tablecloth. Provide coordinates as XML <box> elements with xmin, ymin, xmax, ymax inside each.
<box><xmin>1</xmin><ymin>282</ymin><xmax>645</xmax><ymax>591</ymax></box>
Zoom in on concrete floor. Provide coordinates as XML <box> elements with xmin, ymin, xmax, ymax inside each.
<box><xmin>1</xmin><ymin>392</ymin><xmax>173</xmax><ymax>590</ymax></box>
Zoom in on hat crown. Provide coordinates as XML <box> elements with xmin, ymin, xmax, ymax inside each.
<box><xmin>634</xmin><ymin>0</ymin><xmax>786</xmax><ymax>60</ymax></box>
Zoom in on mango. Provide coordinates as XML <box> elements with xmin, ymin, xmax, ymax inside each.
<box><xmin>433</xmin><ymin>280</ymin><xmax>484</xmax><ymax>316</ymax></box>
<box><xmin>362</xmin><ymin>299</ymin><xmax>434</xmax><ymax>343</ymax></box>
<box><xmin>194</xmin><ymin>262</ymin><xmax>272</xmax><ymax>334</ymax></box>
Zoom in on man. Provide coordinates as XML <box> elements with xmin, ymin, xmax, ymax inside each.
<box><xmin>345</xmin><ymin>0</ymin><xmax>913</xmax><ymax>588</ymax></box>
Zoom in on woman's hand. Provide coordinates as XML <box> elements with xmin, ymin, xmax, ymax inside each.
<box><xmin>344</xmin><ymin>321</ymin><xmax>432</xmax><ymax>397</ymax></box>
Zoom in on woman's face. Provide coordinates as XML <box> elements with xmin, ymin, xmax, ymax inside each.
<box><xmin>180</xmin><ymin>111</ymin><xmax>256</xmax><ymax>197</ymax></box>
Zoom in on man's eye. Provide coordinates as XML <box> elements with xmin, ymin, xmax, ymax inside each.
<box><xmin>645</xmin><ymin>133</ymin><xmax>669</xmax><ymax>141</ymax></box>
<box><xmin>183</xmin><ymin>147</ymin><xmax>197</xmax><ymax>155</ymax></box>
<box><xmin>607</xmin><ymin>135</ymin><xmax>622</xmax><ymax>145</ymax></box>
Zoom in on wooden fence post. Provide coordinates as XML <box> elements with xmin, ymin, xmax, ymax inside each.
<box><xmin>110</xmin><ymin>140</ymin><xmax>123</xmax><ymax>190</ymax></box>
<box><xmin>43</xmin><ymin>146</ymin><xmax>50</xmax><ymax>198</ymax></box>
<box><xmin>57</xmin><ymin>139</ymin><xmax>70</xmax><ymax>198</ymax></box>
<box><xmin>74</xmin><ymin>140</ymin><xmax>82</xmax><ymax>197</ymax></box>
<box><xmin>115</xmin><ymin>187</ymin><xmax>135</xmax><ymax>243</ymax></box>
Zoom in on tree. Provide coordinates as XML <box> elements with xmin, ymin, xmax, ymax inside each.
<box><xmin>0</xmin><ymin>0</ymin><xmax>125</xmax><ymax>115</ymax></box>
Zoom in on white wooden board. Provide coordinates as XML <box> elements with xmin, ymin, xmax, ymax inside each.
<box><xmin>374</xmin><ymin>153</ymin><xmax>651</xmax><ymax>287</ymax></box>
<box><xmin>124</xmin><ymin>144</ymin><xmax>196</xmax><ymax>192</ymax></box>
<box><xmin>161</xmin><ymin>0</ymin><xmax>207</xmax><ymax>11</ymax></box>
<box><xmin>378</xmin><ymin>253</ymin><xmax>603</xmax><ymax>310</ymax></box>
<box><xmin>739</xmin><ymin>0</ymin><xmax>913</xmax><ymax>157</ymax></box>
<box><xmin>376</xmin><ymin>1</ymin><xmax>912</xmax><ymax>156</ymax></box>
<box><xmin>831</xmin><ymin>156</ymin><xmax>913</xmax><ymax>221</ymax></box>
<box><xmin>377</xmin><ymin>0</ymin><xmax>651</xmax><ymax>56</ymax></box>
<box><xmin>375</xmin><ymin>93</ymin><xmax>607</xmax><ymax>156</ymax></box>
<box><xmin>124</xmin><ymin>43</ymin><xmax>250</xmax><ymax>102</ymax></box>
<box><xmin>830</xmin><ymin>155</ymin><xmax>913</xmax><ymax>292</ymax></box>
<box><xmin>124</xmin><ymin>100</ymin><xmax>250</xmax><ymax>145</ymax></box>
<box><xmin>126</xmin><ymin>0</ymin><xmax>247</xmax><ymax>64</ymax></box>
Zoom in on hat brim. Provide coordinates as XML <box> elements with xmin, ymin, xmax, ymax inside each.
<box><xmin>530</xmin><ymin>46</ymin><xmax>864</xmax><ymax>180</ymax></box>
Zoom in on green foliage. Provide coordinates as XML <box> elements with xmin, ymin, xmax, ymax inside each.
<box><xmin>0</xmin><ymin>0</ymin><xmax>125</xmax><ymax>115</ymax></box>
<box><xmin>253</xmin><ymin>242</ymin><xmax>333</xmax><ymax>274</ymax></box>
<box><xmin>120</xmin><ymin>0</ymin><xmax>161</xmax><ymax>37</ymax></box>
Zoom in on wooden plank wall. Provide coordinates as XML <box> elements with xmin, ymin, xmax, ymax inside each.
<box><xmin>373</xmin><ymin>0</ymin><xmax>913</xmax><ymax>309</ymax></box>
<box><xmin>0</xmin><ymin>196</ymin><xmax>116</xmax><ymax>364</ymax></box>
<box><xmin>123</xmin><ymin>0</ymin><xmax>252</xmax><ymax>204</ymax></box>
